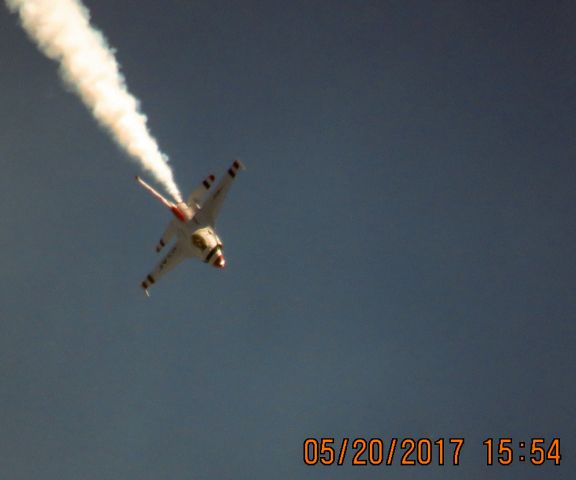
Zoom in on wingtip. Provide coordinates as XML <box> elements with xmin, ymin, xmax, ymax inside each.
<box><xmin>141</xmin><ymin>281</ymin><xmax>151</xmax><ymax>297</ymax></box>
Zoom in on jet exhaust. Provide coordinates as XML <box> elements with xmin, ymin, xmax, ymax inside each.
<box><xmin>6</xmin><ymin>0</ymin><xmax>183</xmax><ymax>203</ymax></box>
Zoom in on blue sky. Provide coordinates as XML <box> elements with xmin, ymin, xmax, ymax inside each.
<box><xmin>1</xmin><ymin>1</ymin><xmax>574</xmax><ymax>478</ymax></box>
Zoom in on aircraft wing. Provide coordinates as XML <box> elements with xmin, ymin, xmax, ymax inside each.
<box><xmin>198</xmin><ymin>160</ymin><xmax>245</xmax><ymax>225</ymax></box>
<box><xmin>187</xmin><ymin>174</ymin><xmax>216</xmax><ymax>209</ymax></box>
<box><xmin>141</xmin><ymin>244</ymin><xmax>186</xmax><ymax>294</ymax></box>
<box><xmin>154</xmin><ymin>219</ymin><xmax>177</xmax><ymax>252</ymax></box>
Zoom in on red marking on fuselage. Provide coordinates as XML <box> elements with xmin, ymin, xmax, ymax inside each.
<box><xmin>170</xmin><ymin>206</ymin><xmax>187</xmax><ymax>222</ymax></box>
<box><xmin>213</xmin><ymin>255</ymin><xmax>226</xmax><ymax>268</ymax></box>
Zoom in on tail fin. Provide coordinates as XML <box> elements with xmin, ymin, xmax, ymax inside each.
<box><xmin>136</xmin><ymin>176</ymin><xmax>174</xmax><ymax>209</ymax></box>
<box><xmin>136</xmin><ymin>176</ymin><xmax>187</xmax><ymax>222</ymax></box>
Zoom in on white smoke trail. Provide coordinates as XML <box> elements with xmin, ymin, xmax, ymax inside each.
<box><xmin>6</xmin><ymin>0</ymin><xmax>183</xmax><ymax>203</ymax></box>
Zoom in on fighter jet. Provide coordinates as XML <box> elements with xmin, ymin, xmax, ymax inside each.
<box><xmin>136</xmin><ymin>159</ymin><xmax>245</xmax><ymax>295</ymax></box>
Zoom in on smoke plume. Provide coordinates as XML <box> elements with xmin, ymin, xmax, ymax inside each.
<box><xmin>6</xmin><ymin>0</ymin><xmax>183</xmax><ymax>203</ymax></box>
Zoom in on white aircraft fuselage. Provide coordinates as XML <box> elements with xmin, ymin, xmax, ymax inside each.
<box><xmin>137</xmin><ymin>159</ymin><xmax>244</xmax><ymax>295</ymax></box>
<box><xmin>175</xmin><ymin>223</ymin><xmax>225</xmax><ymax>268</ymax></box>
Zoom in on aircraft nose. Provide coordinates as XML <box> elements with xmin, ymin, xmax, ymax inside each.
<box><xmin>213</xmin><ymin>255</ymin><xmax>226</xmax><ymax>268</ymax></box>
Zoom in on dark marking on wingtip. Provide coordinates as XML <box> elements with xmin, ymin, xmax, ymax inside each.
<box><xmin>203</xmin><ymin>175</ymin><xmax>216</xmax><ymax>188</ymax></box>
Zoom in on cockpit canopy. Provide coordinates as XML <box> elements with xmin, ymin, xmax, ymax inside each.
<box><xmin>191</xmin><ymin>232</ymin><xmax>208</xmax><ymax>250</ymax></box>
<box><xmin>191</xmin><ymin>227</ymin><xmax>220</xmax><ymax>250</ymax></box>
<box><xmin>190</xmin><ymin>227</ymin><xmax>225</xmax><ymax>268</ymax></box>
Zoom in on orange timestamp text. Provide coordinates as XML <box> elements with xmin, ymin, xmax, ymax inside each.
<box><xmin>303</xmin><ymin>437</ymin><xmax>465</xmax><ymax>466</ymax></box>
<box><xmin>303</xmin><ymin>437</ymin><xmax>562</xmax><ymax>466</ymax></box>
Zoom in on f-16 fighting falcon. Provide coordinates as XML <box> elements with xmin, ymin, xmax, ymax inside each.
<box><xmin>136</xmin><ymin>160</ymin><xmax>245</xmax><ymax>296</ymax></box>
